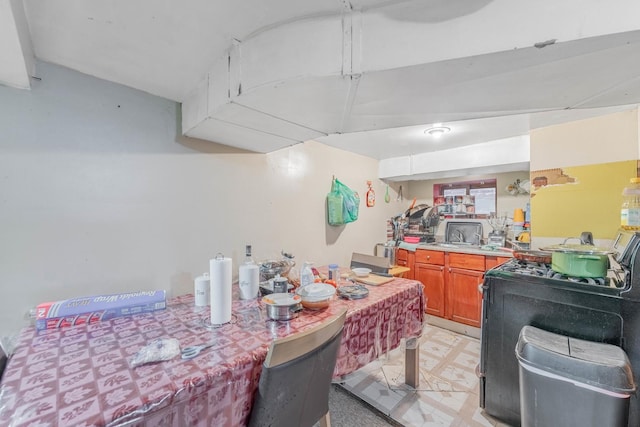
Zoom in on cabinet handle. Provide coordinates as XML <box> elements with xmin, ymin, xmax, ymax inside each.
<box><xmin>478</xmin><ymin>284</ymin><xmax>483</xmax><ymax>294</ymax></box>
<box><xmin>427</xmin><ymin>256</ymin><xmax>430</xmax><ymax>260</ymax></box>
<box><xmin>448</xmin><ymin>268</ymin><xmax>451</xmax><ymax>272</ymax></box>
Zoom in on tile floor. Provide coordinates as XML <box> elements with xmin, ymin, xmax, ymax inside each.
<box><xmin>338</xmin><ymin>323</ymin><xmax>513</xmax><ymax>427</ymax></box>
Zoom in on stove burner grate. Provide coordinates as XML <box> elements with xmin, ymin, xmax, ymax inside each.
<box><xmin>499</xmin><ymin>260</ymin><xmax>548</xmax><ymax>276</ymax></box>
<box><xmin>553</xmin><ymin>273</ymin><xmax>608</xmax><ymax>286</ymax></box>
<box><xmin>497</xmin><ymin>259</ymin><xmax>610</xmax><ymax>286</ymax></box>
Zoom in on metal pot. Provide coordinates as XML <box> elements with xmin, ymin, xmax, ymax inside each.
<box><xmin>375</xmin><ymin>242</ymin><xmax>397</xmax><ymax>267</ymax></box>
<box><xmin>265</xmin><ymin>302</ymin><xmax>302</xmax><ymax>321</ymax></box>
<box><xmin>262</xmin><ymin>293</ymin><xmax>302</xmax><ymax>321</ymax></box>
<box><xmin>543</xmin><ymin>244</ymin><xmax>612</xmax><ymax>278</ymax></box>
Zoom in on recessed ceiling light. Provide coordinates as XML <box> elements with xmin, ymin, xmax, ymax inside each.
<box><xmin>424</xmin><ymin>126</ymin><xmax>451</xmax><ymax>138</ymax></box>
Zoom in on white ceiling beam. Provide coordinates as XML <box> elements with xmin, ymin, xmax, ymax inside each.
<box><xmin>379</xmin><ymin>136</ymin><xmax>530</xmax><ymax>181</ymax></box>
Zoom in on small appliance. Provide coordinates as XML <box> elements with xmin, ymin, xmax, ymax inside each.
<box><xmin>487</xmin><ymin>230</ymin><xmax>506</xmax><ymax>247</ymax></box>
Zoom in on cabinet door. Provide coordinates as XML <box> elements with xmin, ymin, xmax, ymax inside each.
<box><xmin>396</xmin><ymin>248</ymin><xmax>408</xmax><ymax>263</ymax></box>
<box><xmin>395</xmin><ymin>249</ymin><xmax>415</xmax><ymax>279</ymax></box>
<box><xmin>415</xmin><ymin>263</ymin><xmax>445</xmax><ymax>317</ymax></box>
<box><xmin>447</xmin><ymin>267</ymin><xmax>484</xmax><ymax>327</ymax></box>
<box><xmin>405</xmin><ymin>251</ymin><xmax>415</xmax><ymax>280</ymax></box>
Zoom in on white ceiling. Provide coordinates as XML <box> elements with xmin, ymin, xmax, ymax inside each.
<box><xmin>3</xmin><ymin>0</ymin><xmax>640</xmax><ymax>167</ymax></box>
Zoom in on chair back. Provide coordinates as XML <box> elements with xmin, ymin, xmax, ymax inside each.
<box><xmin>350</xmin><ymin>252</ymin><xmax>390</xmax><ymax>274</ymax></box>
<box><xmin>248</xmin><ymin>309</ymin><xmax>347</xmax><ymax>427</ymax></box>
<box><xmin>0</xmin><ymin>347</ymin><xmax>7</xmax><ymax>381</ymax></box>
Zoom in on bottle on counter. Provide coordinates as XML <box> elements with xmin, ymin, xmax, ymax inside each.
<box><xmin>622</xmin><ymin>178</ymin><xmax>640</xmax><ymax>230</ymax></box>
<box><xmin>238</xmin><ymin>244</ymin><xmax>259</xmax><ymax>299</ymax></box>
<box><xmin>300</xmin><ymin>261</ymin><xmax>315</xmax><ymax>287</ymax></box>
<box><xmin>328</xmin><ymin>264</ymin><xmax>340</xmax><ymax>282</ymax></box>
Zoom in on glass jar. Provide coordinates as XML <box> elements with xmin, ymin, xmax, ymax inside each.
<box><xmin>621</xmin><ymin>178</ymin><xmax>640</xmax><ymax>230</ymax></box>
<box><xmin>328</xmin><ymin>264</ymin><xmax>340</xmax><ymax>282</ymax></box>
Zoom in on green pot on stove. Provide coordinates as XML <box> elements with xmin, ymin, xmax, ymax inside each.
<box><xmin>543</xmin><ymin>244</ymin><xmax>612</xmax><ymax>278</ymax></box>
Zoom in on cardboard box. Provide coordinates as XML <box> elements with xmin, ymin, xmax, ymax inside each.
<box><xmin>35</xmin><ymin>290</ymin><xmax>166</xmax><ymax>330</ymax></box>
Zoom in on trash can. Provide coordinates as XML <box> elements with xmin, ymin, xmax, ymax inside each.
<box><xmin>515</xmin><ymin>326</ymin><xmax>636</xmax><ymax>427</ymax></box>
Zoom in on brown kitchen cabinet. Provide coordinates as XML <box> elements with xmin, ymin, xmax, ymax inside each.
<box><xmin>395</xmin><ymin>248</ymin><xmax>415</xmax><ymax>280</ymax></box>
<box><xmin>414</xmin><ymin>248</ymin><xmax>507</xmax><ymax>328</ymax></box>
<box><xmin>446</xmin><ymin>252</ymin><xmax>485</xmax><ymax>327</ymax></box>
<box><xmin>447</xmin><ymin>267</ymin><xmax>484</xmax><ymax>327</ymax></box>
<box><xmin>414</xmin><ymin>250</ymin><xmax>446</xmax><ymax>317</ymax></box>
<box><xmin>415</xmin><ymin>262</ymin><xmax>445</xmax><ymax>317</ymax></box>
<box><xmin>485</xmin><ymin>256</ymin><xmax>511</xmax><ymax>270</ymax></box>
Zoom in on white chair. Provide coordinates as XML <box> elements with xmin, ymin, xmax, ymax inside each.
<box><xmin>248</xmin><ymin>309</ymin><xmax>347</xmax><ymax>427</ymax></box>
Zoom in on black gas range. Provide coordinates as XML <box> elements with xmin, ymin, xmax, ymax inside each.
<box><xmin>479</xmin><ymin>230</ymin><xmax>640</xmax><ymax>427</ymax></box>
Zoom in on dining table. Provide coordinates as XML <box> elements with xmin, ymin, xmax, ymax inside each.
<box><xmin>0</xmin><ymin>276</ymin><xmax>424</xmax><ymax>426</ymax></box>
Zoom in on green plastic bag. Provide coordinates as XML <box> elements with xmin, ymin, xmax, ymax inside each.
<box><xmin>327</xmin><ymin>178</ymin><xmax>360</xmax><ymax>225</ymax></box>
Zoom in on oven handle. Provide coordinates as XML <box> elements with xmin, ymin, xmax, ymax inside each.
<box><xmin>478</xmin><ymin>280</ymin><xmax>489</xmax><ymax>294</ymax></box>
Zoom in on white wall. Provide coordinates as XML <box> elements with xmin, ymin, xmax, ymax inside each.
<box><xmin>0</xmin><ymin>62</ymin><xmax>401</xmax><ymax>339</ymax></box>
<box><xmin>530</xmin><ymin>109</ymin><xmax>640</xmax><ymax>169</ymax></box>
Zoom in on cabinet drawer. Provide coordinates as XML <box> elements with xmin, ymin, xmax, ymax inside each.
<box><xmin>448</xmin><ymin>253</ymin><xmax>485</xmax><ymax>271</ymax></box>
<box><xmin>415</xmin><ymin>249</ymin><xmax>445</xmax><ymax>265</ymax></box>
<box><xmin>396</xmin><ymin>249</ymin><xmax>408</xmax><ymax>262</ymax></box>
<box><xmin>485</xmin><ymin>256</ymin><xmax>511</xmax><ymax>270</ymax></box>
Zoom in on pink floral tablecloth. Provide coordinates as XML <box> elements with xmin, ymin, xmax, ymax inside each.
<box><xmin>0</xmin><ymin>278</ymin><xmax>424</xmax><ymax>426</ymax></box>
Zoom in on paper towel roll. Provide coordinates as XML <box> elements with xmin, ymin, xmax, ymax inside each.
<box><xmin>210</xmin><ymin>254</ymin><xmax>232</xmax><ymax>325</ymax></box>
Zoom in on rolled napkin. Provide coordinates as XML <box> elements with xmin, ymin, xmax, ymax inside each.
<box><xmin>210</xmin><ymin>254</ymin><xmax>232</xmax><ymax>325</ymax></box>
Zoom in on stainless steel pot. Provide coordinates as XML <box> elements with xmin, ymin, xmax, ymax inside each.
<box><xmin>265</xmin><ymin>302</ymin><xmax>302</xmax><ymax>321</ymax></box>
<box><xmin>262</xmin><ymin>293</ymin><xmax>303</xmax><ymax>321</ymax></box>
<box><xmin>375</xmin><ymin>242</ymin><xmax>397</xmax><ymax>267</ymax></box>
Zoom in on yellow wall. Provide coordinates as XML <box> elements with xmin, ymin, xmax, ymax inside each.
<box><xmin>531</xmin><ymin>161</ymin><xmax>636</xmax><ymax>239</ymax></box>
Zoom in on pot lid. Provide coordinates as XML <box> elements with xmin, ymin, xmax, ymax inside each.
<box><xmin>541</xmin><ymin>244</ymin><xmax>613</xmax><ymax>255</ymax></box>
<box><xmin>296</xmin><ymin>283</ymin><xmax>336</xmax><ymax>301</ymax></box>
<box><xmin>337</xmin><ymin>284</ymin><xmax>369</xmax><ymax>300</ymax></box>
<box><xmin>262</xmin><ymin>293</ymin><xmax>301</xmax><ymax>306</ymax></box>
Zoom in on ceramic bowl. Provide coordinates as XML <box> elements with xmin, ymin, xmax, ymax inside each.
<box><xmin>351</xmin><ymin>267</ymin><xmax>372</xmax><ymax>277</ymax></box>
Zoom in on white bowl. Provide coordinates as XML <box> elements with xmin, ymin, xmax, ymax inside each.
<box><xmin>296</xmin><ymin>283</ymin><xmax>336</xmax><ymax>310</ymax></box>
<box><xmin>352</xmin><ymin>268</ymin><xmax>372</xmax><ymax>277</ymax></box>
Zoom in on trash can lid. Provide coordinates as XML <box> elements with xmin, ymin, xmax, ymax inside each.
<box><xmin>515</xmin><ymin>326</ymin><xmax>636</xmax><ymax>394</ymax></box>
